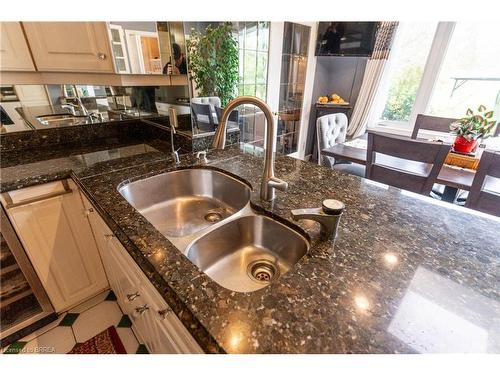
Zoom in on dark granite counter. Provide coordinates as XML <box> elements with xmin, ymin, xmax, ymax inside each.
<box><xmin>1</xmin><ymin>140</ymin><xmax>499</xmax><ymax>354</ymax></box>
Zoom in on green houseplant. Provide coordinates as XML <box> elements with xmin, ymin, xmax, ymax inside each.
<box><xmin>187</xmin><ymin>23</ymin><xmax>239</xmax><ymax>107</ymax></box>
<box><xmin>449</xmin><ymin>105</ymin><xmax>497</xmax><ymax>153</ymax></box>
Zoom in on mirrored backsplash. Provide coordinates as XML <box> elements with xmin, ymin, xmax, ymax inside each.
<box><xmin>0</xmin><ymin>84</ymin><xmax>190</xmax><ymax>134</ymax></box>
<box><xmin>107</xmin><ymin>21</ymin><xmax>187</xmax><ymax>75</ymax></box>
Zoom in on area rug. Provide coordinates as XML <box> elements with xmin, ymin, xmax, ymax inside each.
<box><xmin>69</xmin><ymin>326</ymin><xmax>126</xmax><ymax>354</ymax></box>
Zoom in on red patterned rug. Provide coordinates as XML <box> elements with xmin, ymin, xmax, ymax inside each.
<box><xmin>69</xmin><ymin>326</ymin><xmax>126</xmax><ymax>354</ymax></box>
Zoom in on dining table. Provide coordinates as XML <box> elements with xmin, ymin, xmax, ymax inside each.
<box><xmin>321</xmin><ymin>132</ymin><xmax>500</xmax><ymax>203</ymax></box>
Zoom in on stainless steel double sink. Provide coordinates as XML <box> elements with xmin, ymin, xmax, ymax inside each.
<box><xmin>37</xmin><ymin>114</ymin><xmax>89</xmax><ymax>126</ymax></box>
<box><xmin>118</xmin><ymin>168</ymin><xmax>309</xmax><ymax>292</ymax></box>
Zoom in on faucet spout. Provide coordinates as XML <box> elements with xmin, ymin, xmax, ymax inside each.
<box><xmin>291</xmin><ymin>199</ymin><xmax>345</xmax><ymax>240</ymax></box>
<box><xmin>168</xmin><ymin>107</ymin><xmax>180</xmax><ymax>164</ymax></box>
<box><xmin>213</xmin><ymin>96</ymin><xmax>287</xmax><ymax>201</ymax></box>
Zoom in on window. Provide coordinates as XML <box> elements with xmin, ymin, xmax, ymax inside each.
<box><xmin>236</xmin><ymin>22</ymin><xmax>270</xmax><ymax>148</ymax></box>
<box><xmin>373</xmin><ymin>22</ymin><xmax>437</xmax><ymax>126</ymax></box>
<box><xmin>371</xmin><ymin>21</ymin><xmax>500</xmax><ymax>133</ymax></box>
<box><xmin>237</xmin><ymin>22</ymin><xmax>269</xmax><ymax>100</ymax></box>
<box><xmin>427</xmin><ymin>23</ymin><xmax>500</xmax><ymax>118</ymax></box>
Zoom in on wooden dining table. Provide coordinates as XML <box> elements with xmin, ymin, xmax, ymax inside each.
<box><xmin>321</xmin><ymin>133</ymin><xmax>500</xmax><ymax>202</ymax></box>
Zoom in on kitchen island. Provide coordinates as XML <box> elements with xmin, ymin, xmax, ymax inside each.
<box><xmin>1</xmin><ymin>124</ymin><xmax>499</xmax><ymax>353</ymax></box>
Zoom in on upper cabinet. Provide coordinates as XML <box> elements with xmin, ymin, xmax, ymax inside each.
<box><xmin>22</xmin><ymin>22</ymin><xmax>114</xmax><ymax>73</ymax></box>
<box><xmin>0</xmin><ymin>22</ymin><xmax>36</xmax><ymax>71</ymax></box>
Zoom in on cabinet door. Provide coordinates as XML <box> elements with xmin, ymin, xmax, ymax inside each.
<box><xmin>79</xmin><ymin>193</ymin><xmax>203</xmax><ymax>353</ymax></box>
<box><xmin>81</xmin><ymin>196</ymin><xmax>142</xmax><ymax>315</ymax></box>
<box><xmin>132</xmin><ymin>305</ymin><xmax>179</xmax><ymax>354</ymax></box>
<box><xmin>0</xmin><ymin>22</ymin><xmax>35</xmax><ymax>71</ymax></box>
<box><xmin>3</xmin><ymin>180</ymin><xmax>108</xmax><ymax>312</ymax></box>
<box><xmin>22</xmin><ymin>22</ymin><xmax>114</xmax><ymax>73</ymax></box>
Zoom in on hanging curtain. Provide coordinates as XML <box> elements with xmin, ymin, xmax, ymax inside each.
<box><xmin>347</xmin><ymin>22</ymin><xmax>399</xmax><ymax>138</ymax></box>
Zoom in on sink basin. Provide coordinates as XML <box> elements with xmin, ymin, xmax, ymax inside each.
<box><xmin>186</xmin><ymin>215</ymin><xmax>310</xmax><ymax>292</ymax></box>
<box><xmin>37</xmin><ymin>114</ymin><xmax>89</xmax><ymax>126</ymax></box>
<box><xmin>118</xmin><ymin>168</ymin><xmax>251</xmax><ymax>238</ymax></box>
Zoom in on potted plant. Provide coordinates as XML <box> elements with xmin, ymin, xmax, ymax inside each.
<box><xmin>186</xmin><ymin>23</ymin><xmax>239</xmax><ymax>107</ymax></box>
<box><xmin>449</xmin><ymin>105</ymin><xmax>497</xmax><ymax>154</ymax></box>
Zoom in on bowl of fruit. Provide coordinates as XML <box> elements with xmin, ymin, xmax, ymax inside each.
<box><xmin>317</xmin><ymin>93</ymin><xmax>349</xmax><ymax>105</ymax></box>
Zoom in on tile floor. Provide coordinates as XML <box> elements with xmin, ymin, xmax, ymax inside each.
<box><xmin>2</xmin><ymin>290</ymin><xmax>148</xmax><ymax>354</ymax></box>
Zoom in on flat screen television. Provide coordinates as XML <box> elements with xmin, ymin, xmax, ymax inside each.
<box><xmin>315</xmin><ymin>22</ymin><xmax>378</xmax><ymax>57</ymax></box>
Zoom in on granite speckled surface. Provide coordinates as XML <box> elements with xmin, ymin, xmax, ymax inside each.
<box><xmin>1</xmin><ymin>140</ymin><xmax>499</xmax><ymax>354</ymax></box>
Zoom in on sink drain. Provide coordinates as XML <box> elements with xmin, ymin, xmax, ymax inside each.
<box><xmin>247</xmin><ymin>260</ymin><xmax>279</xmax><ymax>284</ymax></box>
<box><xmin>204</xmin><ymin>211</ymin><xmax>223</xmax><ymax>223</ymax></box>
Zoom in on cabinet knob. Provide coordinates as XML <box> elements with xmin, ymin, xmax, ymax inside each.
<box><xmin>135</xmin><ymin>304</ymin><xmax>149</xmax><ymax>316</ymax></box>
<box><xmin>97</xmin><ymin>52</ymin><xmax>107</xmax><ymax>60</ymax></box>
<box><xmin>84</xmin><ymin>208</ymin><xmax>94</xmax><ymax>216</ymax></box>
<box><xmin>158</xmin><ymin>309</ymin><xmax>171</xmax><ymax>320</ymax></box>
<box><xmin>126</xmin><ymin>292</ymin><xmax>140</xmax><ymax>302</ymax></box>
<box><xmin>104</xmin><ymin>234</ymin><xmax>115</xmax><ymax>239</ymax></box>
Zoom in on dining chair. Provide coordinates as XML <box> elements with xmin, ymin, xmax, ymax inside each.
<box><xmin>494</xmin><ymin>123</ymin><xmax>500</xmax><ymax>137</ymax></box>
<box><xmin>316</xmin><ymin>113</ymin><xmax>366</xmax><ymax>177</ymax></box>
<box><xmin>365</xmin><ymin>132</ymin><xmax>451</xmax><ymax>195</ymax></box>
<box><xmin>191</xmin><ymin>102</ymin><xmax>216</xmax><ymax>132</ymax></box>
<box><xmin>411</xmin><ymin>114</ymin><xmax>458</xmax><ymax>139</ymax></box>
<box><xmin>316</xmin><ymin>113</ymin><xmax>347</xmax><ymax>168</ymax></box>
<box><xmin>191</xmin><ymin>96</ymin><xmax>221</xmax><ymax>110</ymax></box>
<box><xmin>465</xmin><ymin>150</ymin><xmax>500</xmax><ymax>216</ymax></box>
<box><xmin>214</xmin><ymin>106</ymin><xmax>239</xmax><ymax>127</ymax></box>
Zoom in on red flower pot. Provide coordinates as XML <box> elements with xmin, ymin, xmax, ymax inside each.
<box><xmin>453</xmin><ymin>135</ymin><xmax>478</xmax><ymax>154</ymax></box>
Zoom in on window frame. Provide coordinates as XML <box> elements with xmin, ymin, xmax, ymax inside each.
<box><xmin>368</xmin><ymin>22</ymin><xmax>456</xmax><ymax>135</ymax></box>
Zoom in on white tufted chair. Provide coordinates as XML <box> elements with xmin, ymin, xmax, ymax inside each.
<box><xmin>316</xmin><ymin>113</ymin><xmax>348</xmax><ymax>168</ymax></box>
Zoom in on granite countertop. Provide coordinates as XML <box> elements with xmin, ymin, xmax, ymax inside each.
<box><xmin>1</xmin><ymin>143</ymin><xmax>499</xmax><ymax>354</ymax></box>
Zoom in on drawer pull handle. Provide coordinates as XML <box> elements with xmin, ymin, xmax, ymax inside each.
<box><xmin>135</xmin><ymin>304</ymin><xmax>149</xmax><ymax>315</ymax></box>
<box><xmin>84</xmin><ymin>207</ymin><xmax>94</xmax><ymax>215</ymax></box>
<box><xmin>97</xmin><ymin>52</ymin><xmax>107</xmax><ymax>60</ymax></box>
<box><xmin>158</xmin><ymin>309</ymin><xmax>171</xmax><ymax>319</ymax></box>
<box><xmin>126</xmin><ymin>292</ymin><xmax>140</xmax><ymax>301</ymax></box>
<box><xmin>2</xmin><ymin>180</ymin><xmax>72</xmax><ymax>209</ymax></box>
<box><xmin>104</xmin><ymin>234</ymin><xmax>115</xmax><ymax>239</ymax></box>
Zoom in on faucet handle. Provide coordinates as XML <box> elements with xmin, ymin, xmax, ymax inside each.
<box><xmin>268</xmin><ymin>176</ymin><xmax>288</xmax><ymax>191</ymax></box>
<box><xmin>321</xmin><ymin>199</ymin><xmax>345</xmax><ymax>215</ymax></box>
<box><xmin>196</xmin><ymin>150</ymin><xmax>208</xmax><ymax>165</ymax></box>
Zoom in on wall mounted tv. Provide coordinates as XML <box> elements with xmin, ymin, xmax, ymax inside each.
<box><xmin>315</xmin><ymin>22</ymin><xmax>378</xmax><ymax>57</ymax></box>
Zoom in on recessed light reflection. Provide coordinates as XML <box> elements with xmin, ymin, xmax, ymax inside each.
<box><xmin>229</xmin><ymin>332</ymin><xmax>243</xmax><ymax>351</ymax></box>
<box><xmin>354</xmin><ymin>295</ymin><xmax>370</xmax><ymax>311</ymax></box>
<box><xmin>384</xmin><ymin>253</ymin><xmax>398</xmax><ymax>265</ymax></box>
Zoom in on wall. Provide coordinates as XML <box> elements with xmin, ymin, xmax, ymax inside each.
<box><xmin>304</xmin><ymin>55</ymin><xmax>367</xmax><ymax>157</ymax></box>
<box><xmin>109</xmin><ymin>22</ymin><xmax>157</xmax><ymax>33</ymax></box>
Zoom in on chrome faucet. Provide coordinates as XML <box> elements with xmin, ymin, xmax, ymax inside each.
<box><xmin>213</xmin><ymin>96</ymin><xmax>288</xmax><ymax>201</ymax></box>
<box><xmin>168</xmin><ymin>107</ymin><xmax>180</xmax><ymax>164</ymax></box>
<box><xmin>74</xmin><ymin>96</ymin><xmax>89</xmax><ymax>116</ymax></box>
<box><xmin>291</xmin><ymin>199</ymin><xmax>345</xmax><ymax>240</ymax></box>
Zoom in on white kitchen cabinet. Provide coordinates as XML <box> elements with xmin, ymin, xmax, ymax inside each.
<box><xmin>80</xmin><ymin>194</ymin><xmax>203</xmax><ymax>354</ymax></box>
<box><xmin>0</xmin><ymin>180</ymin><xmax>109</xmax><ymax>312</ymax></box>
<box><xmin>22</xmin><ymin>22</ymin><xmax>114</xmax><ymax>73</ymax></box>
<box><xmin>0</xmin><ymin>22</ymin><xmax>36</xmax><ymax>71</ymax></box>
